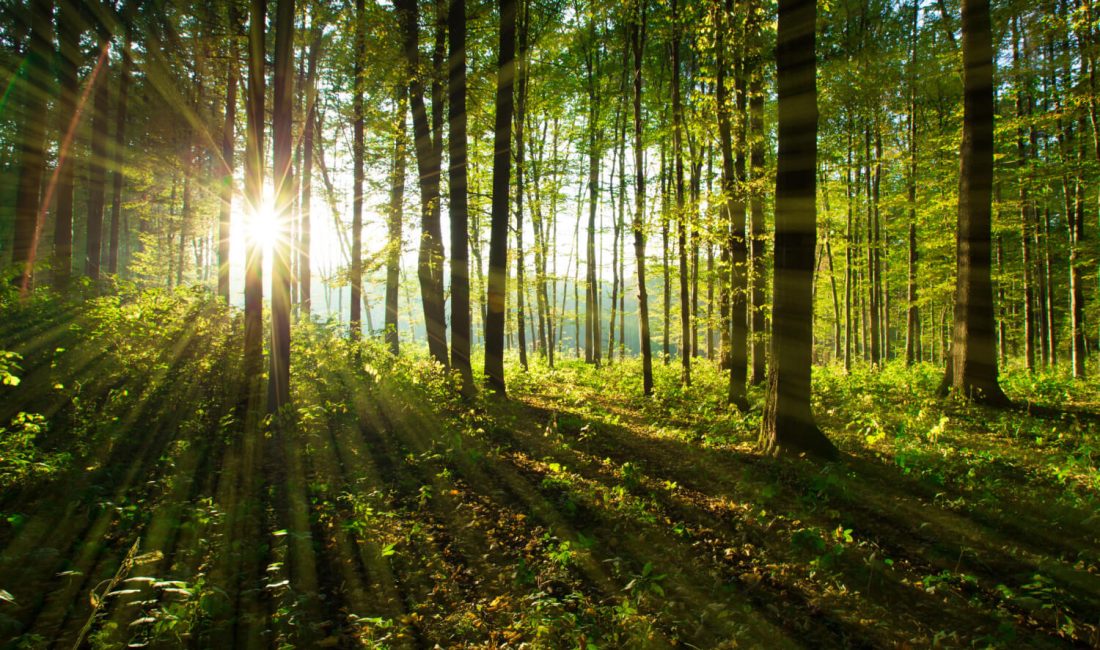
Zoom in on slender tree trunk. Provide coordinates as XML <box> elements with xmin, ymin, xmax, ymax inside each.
<box><xmin>584</xmin><ymin>19</ymin><xmax>602</xmax><ymax>367</ymax></box>
<box><xmin>996</xmin><ymin>229</ymin><xmax>1006</xmax><ymax>366</ymax></box>
<box><xmin>514</xmin><ymin>0</ymin><xmax>529</xmax><ymax>371</ymax></box>
<box><xmin>865</xmin><ymin>127</ymin><xmax>881</xmax><ymax>366</ymax></box>
<box><xmin>749</xmin><ymin>68</ymin><xmax>767</xmax><ymax>384</ymax></box>
<box><xmin>52</xmin><ymin>0</ymin><xmax>80</xmax><ymax>289</ymax></box>
<box><xmin>720</xmin><ymin>1</ymin><xmax>747</xmax><ymax>407</ymax></box>
<box><xmin>1013</xmin><ymin>18</ymin><xmax>1036</xmax><ymax>371</ymax></box>
<box><xmin>1042</xmin><ymin>206</ymin><xmax>1056</xmax><ymax>367</ymax></box>
<box><xmin>351</xmin><ymin>0</ymin><xmax>365</xmax><ymax>339</ymax></box>
<box><xmin>398</xmin><ymin>0</ymin><xmax>449</xmax><ymax>365</ymax></box>
<box><xmin>86</xmin><ymin>29</ymin><xmax>111</xmax><ymax>281</ymax></box>
<box><xmin>609</xmin><ymin>54</ymin><xmax>627</xmax><ymax>364</ymax></box>
<box><xmin>662</xmin><ymin>143</ymin><xmax>671</xmax><ymax>364</ymax></box>
<box><xmin>106</xmin><ymin>27</ymin><xmax>132</xmax><ymax>276</ymax></box>
<box><xmin>940</xmin><ymin>0</ymin><xmax>1008</xmax><ymax>404</ymax></box>
<box><xmin>299</xmin><ymin>21</ymin><xmax>322</xmax><ymax>315</ymax></box>
<box><xmin>269</xmin><ymin>0</ymin><xmax>294</xmax><ymax>411</ymax></box>
<box><xmin>450</xmin><ymin>0</ymin><xmax>474</xmax><ymax>391</ymax></box>
<box><xmin>759</xmin><ymin>0</ymin><xmax>837</xmax><ymax>459</ymax></box>
<box><xmin>218</xmin><ymin>11</ymin><xmax>238</xmax><ymax>301</ymax></box>
<box><xmin>12</xmin><ymin>0</ymin><xmax>52</xmax><ymax>293</ymax></box>
<box><xmin>244</xmin><ymin>0</ymin><xmax>266</xmax><ymax>388</ymax></box>
<box><xmin>485</xmin><ymin>0</ymin><xmax>516</xmax><ymax>393</ymax></box>
<box><xmin>386</xmin><ymin>90</ymin><xmax>407</xmax><ymax>355</ymax></box>
<box><xmin>905</xmin><ymin>0</ymin><xmax>920</xmax><ymax>365</ymax></box>
<box><xmin>672</xmin><ymin>0</ymin><xmax>689</xmax><ymax>385</ymax></box>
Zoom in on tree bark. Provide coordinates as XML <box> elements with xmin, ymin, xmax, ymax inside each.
<box><xmin>397</xmin><ymin>0</ymin><xmax>449</xmax><ymax>365</ymax></box>
<box><xmin>584</xmin><ymin>18</ymin><xmax>602</xmax><ymax>367</ymax></box>
<box><xmin>386</xmin><ymin>90</ymin><xmax>407</xmax><ymax>355</ymax></box>
<box><xmin>85</xmin><ymin>27</ymin><xmax>111</xmax><ymax>281</ymax></box>
<box><xmin>672</xmin><ymin>0</ymin><xmax>689</xmax><ymax>386</ymax></box>
<box><xmin>218</xmin><ymin>7</ymin><xmax>238</xmax><ymax>301</ymax></box>
<box><xmin>108</xmin><ymin>26</ymin><xmax>132</xmax><ymax>276</ymax></box>
<box><xmin>269</xmin><ymin>0</ymin><xmax>294</xmax><ymax>411</ymax></box>
<box><xmin>719</xmin><ymin>0</ymin><xmax>747</xmax><ymax>407</ymax></box>
<box><xmin>485</xmin><ymin>0</ymin><xmax>516</xmax><ymax>393</ymax></box>
<box><xmin>940</xmin><ymin>0</ymin><xmax>1009</xmax><ymax>404</ymax></box>
<box><xmin>244</xmin><ymin>0</ymin><xmax>266</xmax><ymax>388</ymax></box>
<box><xmin>749</xmin><ymin>67</ymin><xmax>767</xmax><ymax>384</ymax></box>
<box><xmin>351</xmin><ymin>0</ymin><xmax>365</xmax><ymax>339</ymax></box>
<box><xmin>759</xmin><ymin>0</ymin><xmax>837</xmax><ymax>460</ymax></box>
<box><xmin>905</xmin><ymin>0</ymin><xmax>920</xmax><ymax>365</ymax></box>
<box><xmin>12</xmin><ymin>0</ymin><xmax>52</xmax><ymax>293</ymax></box>
<box><xmin>514</xmin><ymin>0</ymin><xmax>530</xmax><ymax>371</ymax></box>
<box><xmin>632</xmin><ymin>0</ymin><xmax>652</xmax><ymax>394</ymax></box>
<box><xmin>450</xmin><ymin>0</ymin><xmax>474</xmax><ymax>391</ymax></box>
<box><xmin>299</xmin><ymin>19</ymin><xmax>322</xmax><ymax>315</ymax></box>
<box><xmin>52</xmin><ymin>0</ymin><xmax>79</xmax><ymax>289</ymax></box>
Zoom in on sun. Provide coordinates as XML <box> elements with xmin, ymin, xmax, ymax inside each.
<box><xmin>246</xmin><ymin>197</ymin><xmax>280</xmax><ymax>255</ymax></box>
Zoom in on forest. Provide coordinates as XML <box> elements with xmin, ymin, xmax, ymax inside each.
<box><xmin>1</xmin><ymin>0</ymin><xmax>1099</xmax><ymax>645</ymax></box>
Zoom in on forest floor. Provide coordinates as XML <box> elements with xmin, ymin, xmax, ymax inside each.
<box><xmin>1</xmin><ymin>287</ymin><xmax>1099</xmax><ymax>649</ymax></box>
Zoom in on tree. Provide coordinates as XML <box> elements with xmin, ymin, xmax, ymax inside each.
<box><xmin>108</xmin><ymin>18</ymin><xmax>133</xmax><ymax>276</ymax></box>
<box><xmin>244</xmin><ymin>0</ymin><xmax>266</xmax><ymax>388</ymax></box>
<box><xmin>717</xmin><ymin>0</ymin><xmax>747</xmax><ymax>409</ymax></box>
<box><xmin>85</xmin><ymin>18</ymin><xmax>111</xmax><ymax>282</ymax></box>
<box><xmin>218</xmin><ymin>3</ymin><xmax>240</xmax><ymax>301</ymax></box>
<box><xmin>939</xmin><ymin>0</ymin><xmax>1008</xmax><ymax>404</ymax></box>
<box><xmin>485</xmin><ymin>0</ymin><xmax>516</xmax><ymax>394</ymax></box>
<box><xmin>449</xmin><ymin>0</ymin><xmax>474</xmax><ymax>392</ymax></box>
<box><xmin>52</xmin><ymin>0</ymin><xmax>80</xmax><ymax>289</ymax></box>
<box><xmin>397</xmin><ymin>0</ymin><xmax>449</xmax><ymax>367</ymax></box>
<box><xmin>759</xmin><ymin>0</ymin><xmax>837</xmax><ymax>460</ymax></box>
<box><xmin>269</xmin><ymin>0</ymin><xmax>294</xmax><ymax>411</ymax></box>
<box><xmin>11</xmin><ymin>0</ymin><xmax>52</xmax><ymax>293</ymax></box>
<box><xmin>583</xmin><ymin>17</ymin><xmax>602</xmax><ymax>367</ymax></box>
<box><xmin>514</xmin><ymin>0</ymin><xmax>530</xmax><ymax>372</ymax></box>
<box><xmin>351</xmin><ymin>0</ymin><xmax>365</xmax><ymax>340</ymax></box>
<box><xmin>904</xmin><ymin>0</ymin><xmax>920</xmax><ymax>366</ymax></box>
<box><xmin>386</xmin><ymin>89</ymin><xmax>407</xmax><ymax>356</ymax></box>
<box><xmin>299</xmin><ymin>16</ymin><xmax>323</xmax><ymax>315</ymax></box>
<box><xmin>671</xmin><ymin>0</ymin><xmax>689</xmax><ymax>386</ymax></box>
<box><xmin>631</xmin><ymin>0</ymin><xmax>653</xmax><ymax>396</ymax></box>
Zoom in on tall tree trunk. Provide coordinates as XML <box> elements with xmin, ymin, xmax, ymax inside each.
<box><xmin>749</xmin><ymin>67</ymin><xmax>767</xmax><ymax>384</ymax></box>
<box><xmin>940</xmin><ymin>0</ymin><xmax>1008</xmax><ymax>404</ymax></box>
<box><xmin>759</xmin><ymin>0</ymin><xmax>837</xmax><ymax>459</ymax></box>
<box><xmin>485</xmin><ymin>0</ymin><xmax>516</xmax><ymax>393</ymax></box>
<box><xmin>672</xmin><ymin>0</ymin><xmax>689</xmax><ymax>385</ymax></box>
<box><xmin>108</xmin><ymin>27</ymin><xmax>132</xmax><ymax>276</ymax></box>
<box><xmin>386</xmin><ymin>89</ymin><xmax>407</xmax><ymax>355</ymax></box>
<box><xmin>398</xmin><ymin>0</ymin><xmax>449</xmax><ymax>365</ymax></box>
<box><xmin>1042</xmin><ymin>206</ymin><xmax>1056</xmax><ymax>367</ymax></box>
<box><xmin>86</xmin><ymin>29</ymin><xmax>111</xmax><ymax>281</ymax></box>
<box><xmin>720</xmin><ymin>0</ymin><xmax>747</xmax><ymax>407</ymax></box>
<box><xmin>865</xmin><ymin>127</ymin><xmax>881</xmax><ymax>366</ymax></box>
<box><xmin>218</xmin><ymin>8</ymin><xmax>239</xmax><ymax>301</ymax></box>
<box><xmin>661</xmin><ymin>143</ymin><xmax>671</xmax><ymax>364</ymax></box>
<box><xmin>299</xmin><ymin>20</ymin><xmax>322</xmax><ymax>315</ymax></box>
<box><xmin>351</xmin><ymin>0</ymin><xmax>365</xmax><ymax>339</ymax></box>
<box><xmin>52</xmin><ymin>0</ymin><xmax>80</xmax><ymax>289</ymax></box>
<box><xmin>449</xmin><ymin>0</ymin><xmax>474</xmax><ymax>391</ymax></box>
<box><xmin>514</xmin><ymin>0</ymin><xmax>529</xmax><ymax>371</ymax></box>
<box><xmin>905</xmin><ymin>0</ymin><xmax>920</xmax><ymax>365</ymax></box>
<box><xmin>1013</xmin><ymin>18</ymin><xmax>1036</xmax><ymax>372</ymax></box>
<box><xmin>609</xmin><ymin>53</ymin><xmax>627</xmax><ymax>364</ymax></box>
<box><xmin>244</xmin><ymin>0</ymin><xmax>266</xmax><ymax>388</ymax></box>
<box><xmin>529</xmin><ymin>116</ymin><xmax>554</xmax><ymax>366</ymax></box>
<box><xmin>12</xmin><ymin>0</ymin><xmax>52</xmax><ymax>293</ymax></box>
<box><xmin>584</xmin><ymin>19</ymin><xmax>602</xmax><ymax>367</ymax></box>
<box><xmin>269</xmin><ymin>0</ymin><xmax>294</xmax><ymax>411</ymax></box>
